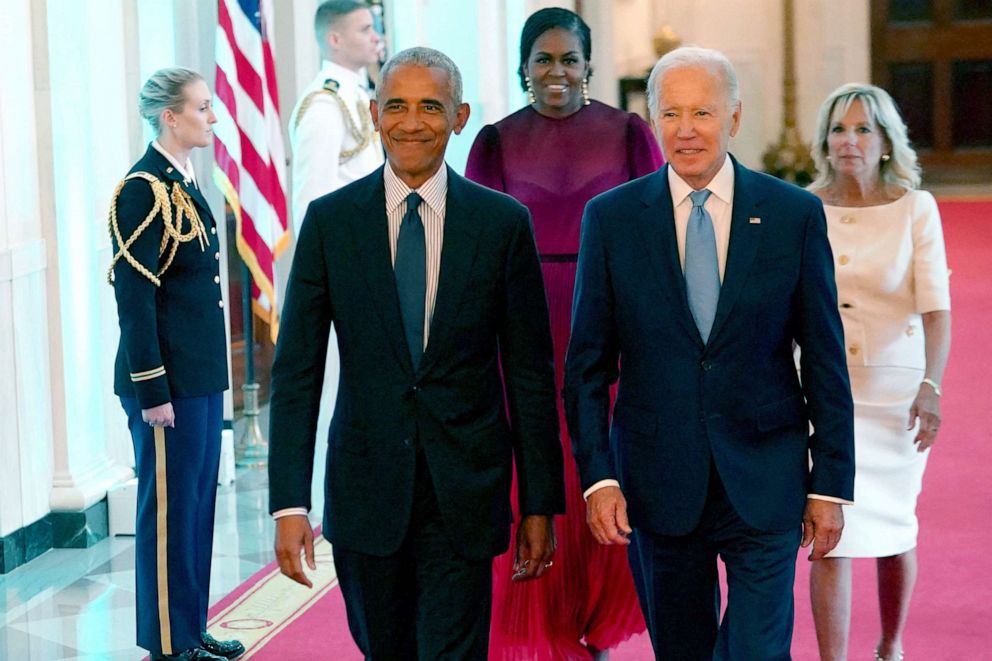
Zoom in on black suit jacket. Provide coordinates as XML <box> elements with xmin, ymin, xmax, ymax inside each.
<box><xmin>110</xmin><ymin>144</ymin><xmax>228</xmax><ymax>408</ymax></box>
<box><xmin>564</xmin><ymin>158</ymin><xmax>855</xmax><ymax>535</ymax></box>
<box><xmin>268</xmin><ymin>166</ymin><xmax>565</xmax><ymax>561</ymax></box>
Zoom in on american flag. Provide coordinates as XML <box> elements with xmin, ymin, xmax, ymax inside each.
<box><xmin>212</xmin><ymin>0</ymin><xmax>288</xmax><ymax>340</ymax></box>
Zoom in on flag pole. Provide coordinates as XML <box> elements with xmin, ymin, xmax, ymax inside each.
<box><xmin>235</xmin><ymin>261</ymin><xmax>268</xmax><ymax>466</ymax></box>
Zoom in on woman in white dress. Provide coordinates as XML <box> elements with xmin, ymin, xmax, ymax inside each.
<box><xmin>806</xmin><ymin>83</ymin><xmax>951</xmax><ymax>661</ymax></box>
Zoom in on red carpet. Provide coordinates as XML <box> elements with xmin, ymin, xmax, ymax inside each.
<box><xmin>215</xmin><ymin>200</ymin><xmax>990</xmax><ymax>660</ymax></box>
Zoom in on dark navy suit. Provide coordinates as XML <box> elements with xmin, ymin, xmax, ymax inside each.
<box><xmin>564</xmin><ymin>158</ymin><xmax>854</xmax><ymax>659</ymax></box>
<box><xmin>110</xmin><ymin>144</ymin><xmax>228</xmax><ymax>658</ymax></box>
<box><xmin>268</xmin><ymin>166</ymin><xmax>565</xmax><ymax>659</ymax></box>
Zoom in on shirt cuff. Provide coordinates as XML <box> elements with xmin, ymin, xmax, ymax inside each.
<box><xmin>272</xmin><ymin>507</ymin><xmax>309</xmax><ymax>519</ymax></box>
<box><xmin>583</xmin><ymin>479</ymin><xmax>621</xmax><ymax>500</ymax></box>
<box><xmin>807</xmin><ymin>493</ymin><xmax>854</xmax><ymax>505</ymax></box>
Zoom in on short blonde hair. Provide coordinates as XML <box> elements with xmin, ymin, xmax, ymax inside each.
<box><xmin>138</xmin><ymin>67</ymin><xmax>203</xmax><ymax>135</ymax></box>
<box><xmin>809</xmin><ymin>83</ymin><xmax>921</xmax><ymax>194</ymax></box>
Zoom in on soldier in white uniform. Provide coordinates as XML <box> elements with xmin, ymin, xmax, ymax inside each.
<box><xmin>287</xmin><ymin>1</ymin><xmax>385</xmax><ymax>484</ymax></box>
<box><xmin>289</xmin><ymin>0</ymin><xmax>384</xmax><ymax>237</ymax></box>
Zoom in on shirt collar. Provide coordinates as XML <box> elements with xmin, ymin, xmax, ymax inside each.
<box><xmin>668</xmin><ymin>154</ymin><xmax>734</xmax><ymax>206</ymax></box>
<box><xmin>152</xmin><ymin>140</ymin><xmax>197</xmax><ymax>186</ymax></box>
<box><xmin>321</xmin><ymin>59</ymin><xmax>369</xmax><ymax>90</ymax></box>
<box><xmin>384</xmin><ymin>162</ymin><xmax>448</xmax><ymax>216</ymax></box>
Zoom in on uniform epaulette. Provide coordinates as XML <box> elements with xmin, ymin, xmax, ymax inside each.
<box><xmin>293</xmin><ymin>77</ymin><xmax>377</xmax><ymax>165</ymax></box>
<box><xmin>107</xmin><ymin>171</ymin><xmax>209</xmax><ymax>287</ymax></box>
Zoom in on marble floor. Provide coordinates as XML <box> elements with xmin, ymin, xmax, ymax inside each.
<box><xmin>0</xmin><ymin>408</ymin><xmax>325</xmax><ymax>661</ymax></box>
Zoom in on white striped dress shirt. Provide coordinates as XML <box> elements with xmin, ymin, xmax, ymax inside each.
<box><xmin>384</xmin><ymin>162</ymin><xmax>447</xmax><ymax>350</ymax></box>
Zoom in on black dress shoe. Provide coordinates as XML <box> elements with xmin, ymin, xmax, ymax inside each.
<box><xmin>201</xmin><ymin>631</ymin><xmax>246</xmax><ymax>659</ymax></box>
<box><xmin>153</xmin><ymin>647</ymin><xmax>226</xmax><ymax>661</ymax></box>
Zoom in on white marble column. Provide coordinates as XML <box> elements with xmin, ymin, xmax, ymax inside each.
<box><xmin>0</xmin><ymin>0</ymin><xmax>57</xmax><ymax>538</ymax></box>
<box><xmin>41</xmin><ymin>0</ymin><xmax>135</xmax><ymax>512</ymax></box>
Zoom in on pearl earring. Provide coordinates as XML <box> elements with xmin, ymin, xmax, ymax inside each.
<box><xmin>525</xmin><ymin>76</ymin><xmax>536</xmax><ymax>105</ymax></box>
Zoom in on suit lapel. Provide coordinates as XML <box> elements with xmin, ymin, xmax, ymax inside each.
<box><xmin>352</xmin><ymin>169</ymin><xmax>415</xmax><ymax>373</ymax></box>
<box><xmin>417</xmin><ymin>169</ymin><xmax>480</xmax><ymax>376</ymax></box>
<box><xmin>635</xmin><ymin>167</ymin><xmax>703</xmax><ymax>344</ymax></box>
<box><xmin>709</xmin><ymin>159</ymin><xmax>763</xmax><ymax>343</ymax></box>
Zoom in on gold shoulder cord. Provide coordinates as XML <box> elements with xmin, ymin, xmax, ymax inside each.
<box><xmin>294</xmin><ymin>80</ymin><xmax>377</xmax><ymax>165</ymax></box>
<box><xmin>107</xmin><ymin>172</ymin><xmax>209</xmax><ymax>287</ymax></box>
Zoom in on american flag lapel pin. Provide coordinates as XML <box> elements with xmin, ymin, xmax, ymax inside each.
<box><xmin>749</xmin><ymin>216</ymin><xmax>761</xmax><ymax>224</ymax></box>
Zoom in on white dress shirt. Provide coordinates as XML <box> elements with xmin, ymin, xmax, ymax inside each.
<box><xmin>152</xmin><ymin>140</ymin><xmax>198</xmax><ymax>187</ymax></box>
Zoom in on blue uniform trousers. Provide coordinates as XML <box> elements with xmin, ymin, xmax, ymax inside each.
<box><xmin>121</xmin><ymin>393</ymin><xmax>222</xmax><ymax>657</ymax></box>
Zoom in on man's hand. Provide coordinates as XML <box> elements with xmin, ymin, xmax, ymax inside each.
<box><xmin>586</xmin><ymin>486</ymin><xmax>632</xmax><ymax>545</ymax></box>
<box><xmin>801</xmin><ymin>499</ymin><xmax>844</xmax><ymax>561</ymax></box>
<box><xmin>142</xmin><ymin>402</ymin><xmax>175</xmax><ymax>428</ymax></box>
<box><xmin>274</xmin><ymin>515</ymin><xmax>316</xmax><ymax>588</ymax></box>
<box><xmin>512</xmin><ymin>515</ymin><xmax>556</xmax><ymax>582</ymax></box>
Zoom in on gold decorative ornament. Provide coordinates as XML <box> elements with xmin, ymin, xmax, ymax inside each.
<box><xmin>107</xmin><ymin>172</ymin><xmax>209</xmax><ymax>287</ymax></box>
<box><xmin>761</xmin><ymin>0</ymin><xmax>816</xmax><ymax>185</ymax></box>
<box><xmin>652</xmin><ymin>25</ymin><xmax>682</xmax><ymax>58</ymax></box>
<box><xmin>294</xmin><ymin>79</ymin><xmax>378</xmax><ymax>165</ymax></box>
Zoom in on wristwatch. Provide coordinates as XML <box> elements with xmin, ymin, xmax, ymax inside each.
<box><xmin>921</xmin><ymin>377</ymin><xmax>941</xmax><ymax>396</ymax></box>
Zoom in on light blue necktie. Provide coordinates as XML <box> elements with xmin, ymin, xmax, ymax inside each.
<box><xmin>395</xmin><ymin>192</ymin><xmax>426</xmax><ymax>368</ymax></box>
<box><xmin>685</xmin><ymin>189</ymin><xmax>720</xmax><ymax>343</ymax></box>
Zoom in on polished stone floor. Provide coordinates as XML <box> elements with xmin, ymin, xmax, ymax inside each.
<box><xmin>0</xmin><ymin>409</ymin><xmax>326</xmax><ymax>660</ymax></box>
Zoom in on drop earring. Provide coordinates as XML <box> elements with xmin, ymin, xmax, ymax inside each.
<box><xmin>525</xmin><ymin>76</ymin><xmax>536</xmax><ymax>105</ymax></box>
<box><xmin>881</xmin><ymin>153</ymin><xmax>891</xmax><ymax>162</ymax></box>
<box><xmin>581</xmin><ymin>77</ymin><xmax>590</xmax><ymax>106</ymax></box>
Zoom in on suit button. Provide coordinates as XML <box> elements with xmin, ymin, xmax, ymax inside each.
<box><xmin>403</xmin><ymin>438</ymin><xmax>413</xmax><ymax>448</ymax></box>
<box><xmin>218</xmin><ymin>300</ymin><xmax>225</xmax><ymax>308</ymax></box>
<box><xmin>214</xmin><ymin>275</ymin><xmax>221</xmax><ymax>284</ymax></box>
<box><xmin>700</xmin><ymin>360</ymin><xmax>713</xmax><ymax>371</ymax></box>
<box><xmin>838</xmin><ymin>255</ymin><xmax>850</xmax><ymax>266</ymax></box>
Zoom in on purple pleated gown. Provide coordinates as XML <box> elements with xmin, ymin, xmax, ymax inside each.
<box><xmin>466</xmin><ymin>100</ymin><xmax>664</xmax><ymax>660</ymax></box>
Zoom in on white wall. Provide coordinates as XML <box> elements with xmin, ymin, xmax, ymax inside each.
<box><xmin>609</xmin><ymin>0</ymin><xmax>870</xmax><ymax>168</ymax></box>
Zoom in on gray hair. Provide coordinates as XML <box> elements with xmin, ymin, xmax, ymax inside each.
<box><xmin>646</xmin><ymin>46</ymin><xmax>740</xmax><ymax>121</ymax></box>
<box><xmin>376</xmin><ymin>47</ymin><xmax>463</xmax><ymax>107</ymax></box>
<box><xmin>314</xmin><ymin>0</ymin><xmax>369</xmax><ymax>43</ymax></box>
<box><xmin>809</xmin><ymin>82</ymin><xmax>921</xmax><ymax>194</ymax></box>
<box><xmin>138</xmin><ymin>67</ymin><xmax>204</xmax><ymax>135</ymax></box>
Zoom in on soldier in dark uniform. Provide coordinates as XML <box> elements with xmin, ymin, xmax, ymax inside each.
<box><xmin>108</xmin><ymin>67</ymin><xmax>244</xmax><ymax>661</ymax></box>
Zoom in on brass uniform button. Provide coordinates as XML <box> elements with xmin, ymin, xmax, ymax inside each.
<box><xmin>215</xmin><ymin>252</ymin><xmax>220</xmax><ymax>261</ymax></box>
<box><xmin>214</xmin><ymin>275</ymin><xmax>221</xmax><ymax>284</ymax></box>
<box><xmin>210</xmin><ymin>227</ymin><xmax>217</xmax><ymax>235</ymax></box>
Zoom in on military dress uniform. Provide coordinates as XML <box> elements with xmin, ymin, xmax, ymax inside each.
<box><xmin>288</xmin><ymin>59</ymin><xmax>384</xmax><ymax>237</ymax></box>
<box><xmin>109</xmin><ymin>142</ymin><xmax>238</xmax><ymax>660</ymax></box>
<box><xmin>288</xmin><ymin>60</ymin><xmax>385</xmax><ymax>464</ymax></box>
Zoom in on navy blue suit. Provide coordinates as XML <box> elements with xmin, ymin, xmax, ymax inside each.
<box><xmin>564</xmin><ymin>159</ymin><xmax>854</xmax><ymax>659</ymax></box>
<box><xmin>269</xmin><ymin>166</ymin><xmax>564</xmax><ymax>659</ymax></box>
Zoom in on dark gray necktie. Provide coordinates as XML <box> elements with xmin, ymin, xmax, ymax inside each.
<box><xmin>395</xmin><ymin>192</ymin><xmax>426</xmax><ymax>368</ymax></box>
<box><xmin>685</xmin><ymin>189</ymin><xmax>720</xmax><ymax>343</ymax></box>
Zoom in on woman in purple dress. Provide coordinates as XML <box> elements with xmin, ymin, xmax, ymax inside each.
<box><xmin>466</xmin><ymin>8</ymin><xmax>663</xmax><ymax>660</ymax></box>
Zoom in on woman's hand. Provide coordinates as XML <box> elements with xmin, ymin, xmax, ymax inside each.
<box><xmin>908</xmin><ymin>385</ymin><xmax>940</xmax><ymax>452</ymax></box>
<box><xmin>142</xmin><ymin>402</ymin><xmax>175</xmax><ymax>428</ymax></box>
